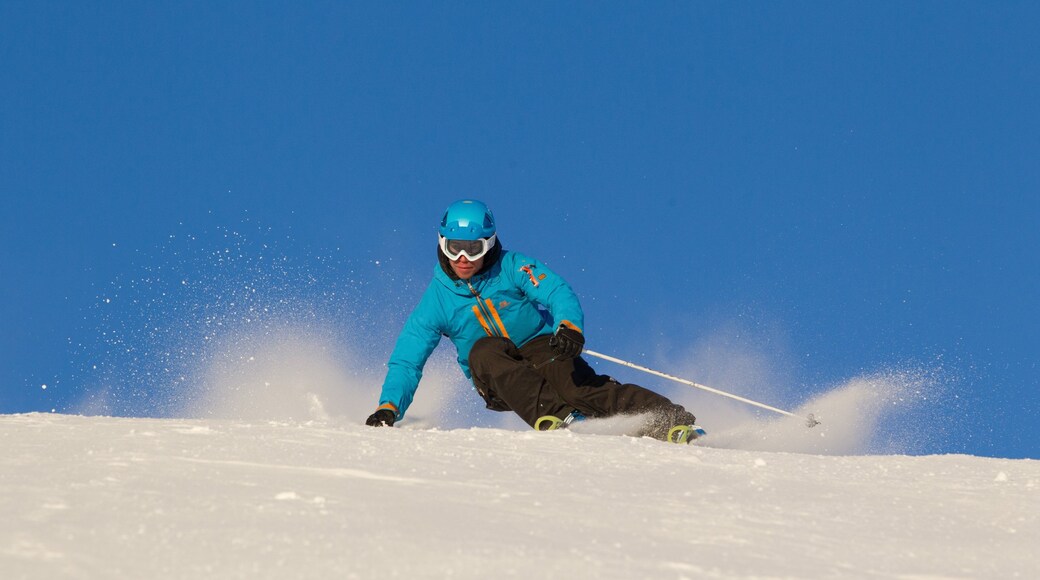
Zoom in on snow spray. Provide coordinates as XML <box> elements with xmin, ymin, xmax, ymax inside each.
<box><xmin>70</xmin><ymin>222</ymin><xmax>394</xmax><ymax>420</ymax></box>
<box><xmin>695</xmin><ymin>366</ymin><xmax>951</xmax><ymax>455</ymax></box>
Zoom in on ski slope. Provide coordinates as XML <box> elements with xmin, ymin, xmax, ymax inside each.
<box><xmin>2</xmin><ymin>412</ymin><xmax>1036</xmax><ymax>579</ymax></box>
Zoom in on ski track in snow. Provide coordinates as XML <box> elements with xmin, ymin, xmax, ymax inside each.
<box><xmin>1</xmin><ymin>413</ymin><xmax>1037</xmax><ymax>579</ymax></box>
<box><xmin>170</xmin><ymin>456</ymin><xmax>435</xmax><ymax>486</ymax></box>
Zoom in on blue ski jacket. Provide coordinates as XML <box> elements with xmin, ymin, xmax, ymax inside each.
<box><xmin>377</xmin><ymin>249</ymin><xmax>583</xmax><ymax>419</ymax></box>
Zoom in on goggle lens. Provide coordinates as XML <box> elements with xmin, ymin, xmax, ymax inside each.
<box><xmin>440</xmin><ymin>234</ymin><xmax>496</xmax><ymax>261</ymax></box>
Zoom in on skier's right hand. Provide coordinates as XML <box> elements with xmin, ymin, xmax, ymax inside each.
<box><xmin>365</xmin><ymin>408</ymin><xmax>396</xmax><ymax>427</ymax></box>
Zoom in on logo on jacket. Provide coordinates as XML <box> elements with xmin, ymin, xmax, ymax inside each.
<box><xmin>520</xmin><ymin>265</ymin><xmax>540</xmax><ymax>287</ymax></box>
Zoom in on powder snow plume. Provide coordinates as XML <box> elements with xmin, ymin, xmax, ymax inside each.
<box><xmin>64</xmin><ymin>220</ymin><xmax>506</xmax><ymax>428</ymax></box>
<box><xmin>67</xmin><ymin>221</ymin><xmax>401</xmax><ymax>420</ymax></box>
<box><xmin>617</xmin><ymin>320</ymin><xmax>961</xmax><ymax>456</ymax></box>
<box><xmin>176</xmin><ymin>321</ymin><xmax>473</xmax><ymax>429</ymax></box>
<box><xmin>177</xmin><ymin>323</ymin><xmax>375</xmax><ymax>422</ymax></box>
<box><xmin>699</xmin><ymin>367</ymin><xmax>952</xmax><ymax>455</ymax></box>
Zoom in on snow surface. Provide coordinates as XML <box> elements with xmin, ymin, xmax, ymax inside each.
<box><xmin>2</xmin><ymin>412</ymin><xmax>1037</xmax><ymax>579</ymax></box>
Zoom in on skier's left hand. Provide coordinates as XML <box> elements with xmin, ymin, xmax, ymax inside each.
<box><xmin>549</xmin><ymin>324</ymin><xmax>584</xmax><ymax>360</ymax></box>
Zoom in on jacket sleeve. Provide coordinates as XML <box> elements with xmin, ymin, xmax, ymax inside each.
<box><xmin>377</xmin><ymin>285</ymin><xmax>443</xmax><ymax>420</ymax></box>
<box><xmin>508</xmin><ymin>252</ymin><xmax>585</xmax><ymax>333</ymax></box>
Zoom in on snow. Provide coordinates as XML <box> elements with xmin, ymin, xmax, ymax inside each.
<box><xmin>2</xmin><ymin>412</ymin><xmax>1037</xmax><ymax>579</ymax></box>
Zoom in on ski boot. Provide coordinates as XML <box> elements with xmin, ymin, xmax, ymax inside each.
<box><xmin>667</xmin><ymin>424</ymin><xmax>707</xmax><ymax>444</ymax></box>
<box><xmin>534</xmin><ymin>410</ymin><xmax>586</xmax><ymax>431</ymax></box>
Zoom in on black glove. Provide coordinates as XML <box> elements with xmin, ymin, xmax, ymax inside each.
<box><xmin>549</xmin><ymin>325</ymin><xmax>585</xmax><ymax>360</ymax></box>
<box><xmin>365</xmin><ymin>408</ymin><xmax>396</xmax><ymax>427</ymax></box>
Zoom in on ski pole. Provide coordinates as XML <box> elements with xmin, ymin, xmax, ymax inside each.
<box><xmin>583</xmin><ymin>349</ymin><xmax>820</xmax><ymax>428</ymax></box>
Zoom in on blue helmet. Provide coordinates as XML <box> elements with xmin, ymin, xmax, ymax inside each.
<box><xmin>439</xmin><ymin>199</ymin><xmax>496</xmax><ymax>241</ymax></box>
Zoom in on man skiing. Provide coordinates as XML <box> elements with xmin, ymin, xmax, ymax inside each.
<box><xmin>365</xmin><ymin>199</ymin><xmax>700</xmax><ymax>442</ymax></box>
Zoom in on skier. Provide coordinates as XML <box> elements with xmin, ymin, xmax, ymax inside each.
<box><xmin>365</xmin><ymin>199</ymin><xmax>700</xmax><ymax>441</ymax></box>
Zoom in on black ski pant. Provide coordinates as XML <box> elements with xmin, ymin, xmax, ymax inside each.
<box><xmin>468</xmin><ymin>335</ymin><xmax>695</xmax><ymax>438</ymax></box>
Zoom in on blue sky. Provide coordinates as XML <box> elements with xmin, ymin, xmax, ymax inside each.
<box><xmin>2</xmin><ymin>2</ymin><xmax>1037</xmax><ymax>458</ymax></box>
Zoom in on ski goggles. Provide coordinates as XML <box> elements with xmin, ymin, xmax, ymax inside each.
<box><xmin>439</xmin><ymin>233</ymin><xmax>497</xmax><ymax>261</ymax></box>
